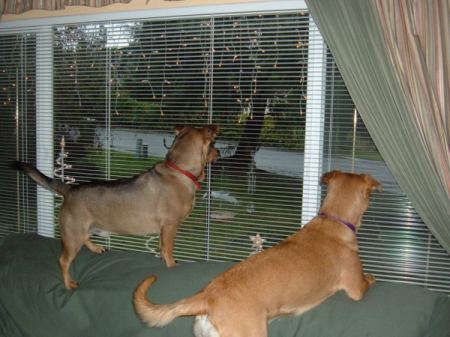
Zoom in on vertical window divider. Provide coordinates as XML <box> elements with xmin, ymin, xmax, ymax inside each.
<box><xmin>205</xmin><ymin>16</ymin><xmax>215</xmax><ymax>260</ymax></box>
<box><xmin>105</xmin><ymin>23</ymin><xmax>113</xmax><ymax>250</ymax></box>
<box><xmin>301</xmin><ymin>17</ymin><xmax>326</xmax><ymax>226</ymax></box>
<box><xmin>15</xmin><ymin>63</ymin><xmax>21</xmax><ymax>232</ymax></box>
<box><xmin>351</xmin><ymin>107</ymin><xmax>358</xmax><ymax>173</ymax></box>
<box><xmin>36</xmin><ymin>26</ymin><xmax>55</xmax><ymax>238</ymax></box>
<box><xmin>106</xmin><ymin>29</ymin><xmax>112</xmax><ymax>182</ymax></box>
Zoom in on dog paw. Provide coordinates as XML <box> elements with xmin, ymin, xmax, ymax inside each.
<box><xmin>66</xmin><ymin>280</ymin><xmax>79</xmax><ymax>290</ymax></box>
<box><xmin>85</xmin><ymin>241</ymin><xmax>106</xmax><ymax>254</ymax></box>
<box><xmin>167</xmin><ymin>261</ymin><xmax>179</xmax><ymax>268</ymax></box>
<box><xmin>365</xmin><ymin>274</ymin><xmax>376</xmax><ymax>285</ymax></box>
<box><xmin>94</xmin><ymin>247</ymin><xmax>106</xmax><ymax>254</ymax></box>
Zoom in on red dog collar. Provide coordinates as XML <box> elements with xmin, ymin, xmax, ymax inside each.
<box><xmin>165</xmin><ymin>160</ymin><xmax>202</xmax><ymax>190</ymax></box>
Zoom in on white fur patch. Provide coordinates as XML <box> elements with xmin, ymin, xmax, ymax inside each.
<box><xmin>89</xmin><ymin>228</ymin><xmax>112</xmax><ymax>238</ymax></box>
<box><xmin>193</xmin><ymin>315</ymin><xmax>220</xmax><ymax>337</ymax></box>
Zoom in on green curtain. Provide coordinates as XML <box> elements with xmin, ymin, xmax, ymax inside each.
<box><xmin>305</xmin><ymin>0</ymin><xmax>450</xmax><ymax>253</ymax></box>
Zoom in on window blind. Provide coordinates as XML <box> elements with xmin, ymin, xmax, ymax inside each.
<box><xmin>323</xmin><ymin>57</ymin><xmax>450</xmax><ymax>293</ymax></box>
<box><xmin>48</xmin><ymin>13</ymin><xmax>311</xmax><ymax>261</ymax></box>
<box><xmin>0</xmin><ymin>5</ymin><xmax>449</xmax><ymax>294</ymax></box>
<box><xmin>0</xmin><ymin>32</ymin><xmax>38</xmax><ymax>236</ymax></box>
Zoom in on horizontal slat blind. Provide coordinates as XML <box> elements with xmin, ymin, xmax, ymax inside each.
<box><xmin>50</xmin><ymin>13</ymin><xmax>311</xmax><ymax>260</ymax></box>
<box><xmin>208</xmin><ymin>13</ymin><xmax>309</xmax><ymax>260</ymax></box>
<box><xmin>323</xmin><ymin>58</ymin><xmax>450</xmax><ymax>293</ymax></box>
<box><xmin>0</xmin><ymin>32</ymin><xmax>38</xmax><ymax>236</ymax></box>
<box><xmin>0</xmin><ymin>6</ymin><xmax>449</xmax><ymax>294</ymax></box>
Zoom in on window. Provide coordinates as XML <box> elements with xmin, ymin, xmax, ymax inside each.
<box><xmin>0</xmin><ymin>2</ymin><xmax>449</xmax><ymax>293</ymax></box>
<box><xmin>0</xmin><ymin>32</ymin><xmax>37</xmax><ymax>236</ymax></box>
<box><xmin>50</xmin><ymin>12</ymin><xmax>311</xmax><ymax>261</ymax></box>
<box><xmin>323</xmin><ymin>59</ymin><xmax>450</xmax><ymax>292</ymax></box>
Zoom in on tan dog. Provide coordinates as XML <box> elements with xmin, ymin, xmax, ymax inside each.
<box><xmin>13</xmin><ymin>125</ymin><xmax>219</xmax><ymax>289</ymax></box>
<box><xmin>133</xmin><ymin>171</ymin><xmax>383</xmax><ymax>337</ymax></box>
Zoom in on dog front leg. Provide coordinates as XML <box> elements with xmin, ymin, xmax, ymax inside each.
<box><xmin>343</xmin><ymin>273</ymin><xmax>376</xmax><ymax>301</ymax></box>
<box><xmin>160</xmin><ymin>225</ymin><xmax>178</xmax><ymax>267</ymax></box>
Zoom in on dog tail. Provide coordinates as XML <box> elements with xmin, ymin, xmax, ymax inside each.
<box><xmin>133</xmin><ymin>275</ymin><xmax>207</xmax><ymax>327</ymax></box>
<box><xmin>10</xmin><ymin>161</ymin><xmax>71</xmax><ymax>196</ymax></box>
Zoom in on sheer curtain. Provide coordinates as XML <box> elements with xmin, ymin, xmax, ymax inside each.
<box><xmin>305</xmin><ymin>0</ymin><xmax>450</xmax><ymax>253</ymax></box>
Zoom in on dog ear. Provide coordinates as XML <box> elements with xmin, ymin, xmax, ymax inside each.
<box><xmin>174</xmin><ymin>125</ymin><xmax>189</xmax><ymax>136</ymax></box>
<box><xmin>362</xmin><ymin>174</ymin><xmax>384</xmax><ymax>193</ymax></box>
<box><xmin>204</xmin><ymin>125</ymin><xmax>219</xmax><ymax>140</ymax></box>
<box><xmin>321</xmin><ymin>170</ymin><xmax>340</xmax><ymax>185</ymax></box>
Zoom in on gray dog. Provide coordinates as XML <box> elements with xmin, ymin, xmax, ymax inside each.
<box><xmin>13</xmin><ymin>125</ymin><xmax>219</xmax><ymax>289</ymax></box>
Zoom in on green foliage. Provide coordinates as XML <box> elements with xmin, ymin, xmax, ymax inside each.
<box><xmin>111</xmin><ymin>94</ymin><xmax>162</xmax><ymax>128</ymax></box>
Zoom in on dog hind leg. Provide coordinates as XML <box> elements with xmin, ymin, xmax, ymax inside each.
<box><xmin>59</xmin><ymin>238</ymin><xmax>83</xmax><ymax>289</ymax></box>
<box><xmin>58</xmin><ymin>210</ymin><xmax>88</xmax><ymax>289</ymax></box>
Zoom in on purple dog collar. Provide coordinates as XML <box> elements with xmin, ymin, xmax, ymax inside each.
<box><xmin>319</xmin><ymin>212</ymin><xmax>356</xmax><ymax>233</ymax></box>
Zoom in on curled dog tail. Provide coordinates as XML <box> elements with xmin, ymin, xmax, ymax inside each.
<box><xmin>10</xmin><ymin>161</ymin><xmax>71</xmax><ymax>196</ymax></box>
<box><xmin>133</xmin><ymin>275</ymin><xmax>206</xmax><ymax>327</ymax></box>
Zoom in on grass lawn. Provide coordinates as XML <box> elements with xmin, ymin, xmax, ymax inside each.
<box><xmin>84</xmin><ymin>149</ymin><xmax>163</xmax><ymax>178</ymax></box>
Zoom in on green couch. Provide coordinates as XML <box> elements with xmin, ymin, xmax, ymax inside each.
<box><xmin>1</xmin><ymin>234</ymin><xmax>449</xmax><ymax>337</ymax></box>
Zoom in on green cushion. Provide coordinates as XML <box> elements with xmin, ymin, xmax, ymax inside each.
<box><xmin>270</xmin><ymin>282</ymin><xmax>450</xmax><ymax>337</ymax></box>
<box><xmin>1</xmin><ymin>233</ymin><xmax>449</xmax><ymax>337</ymax></box>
